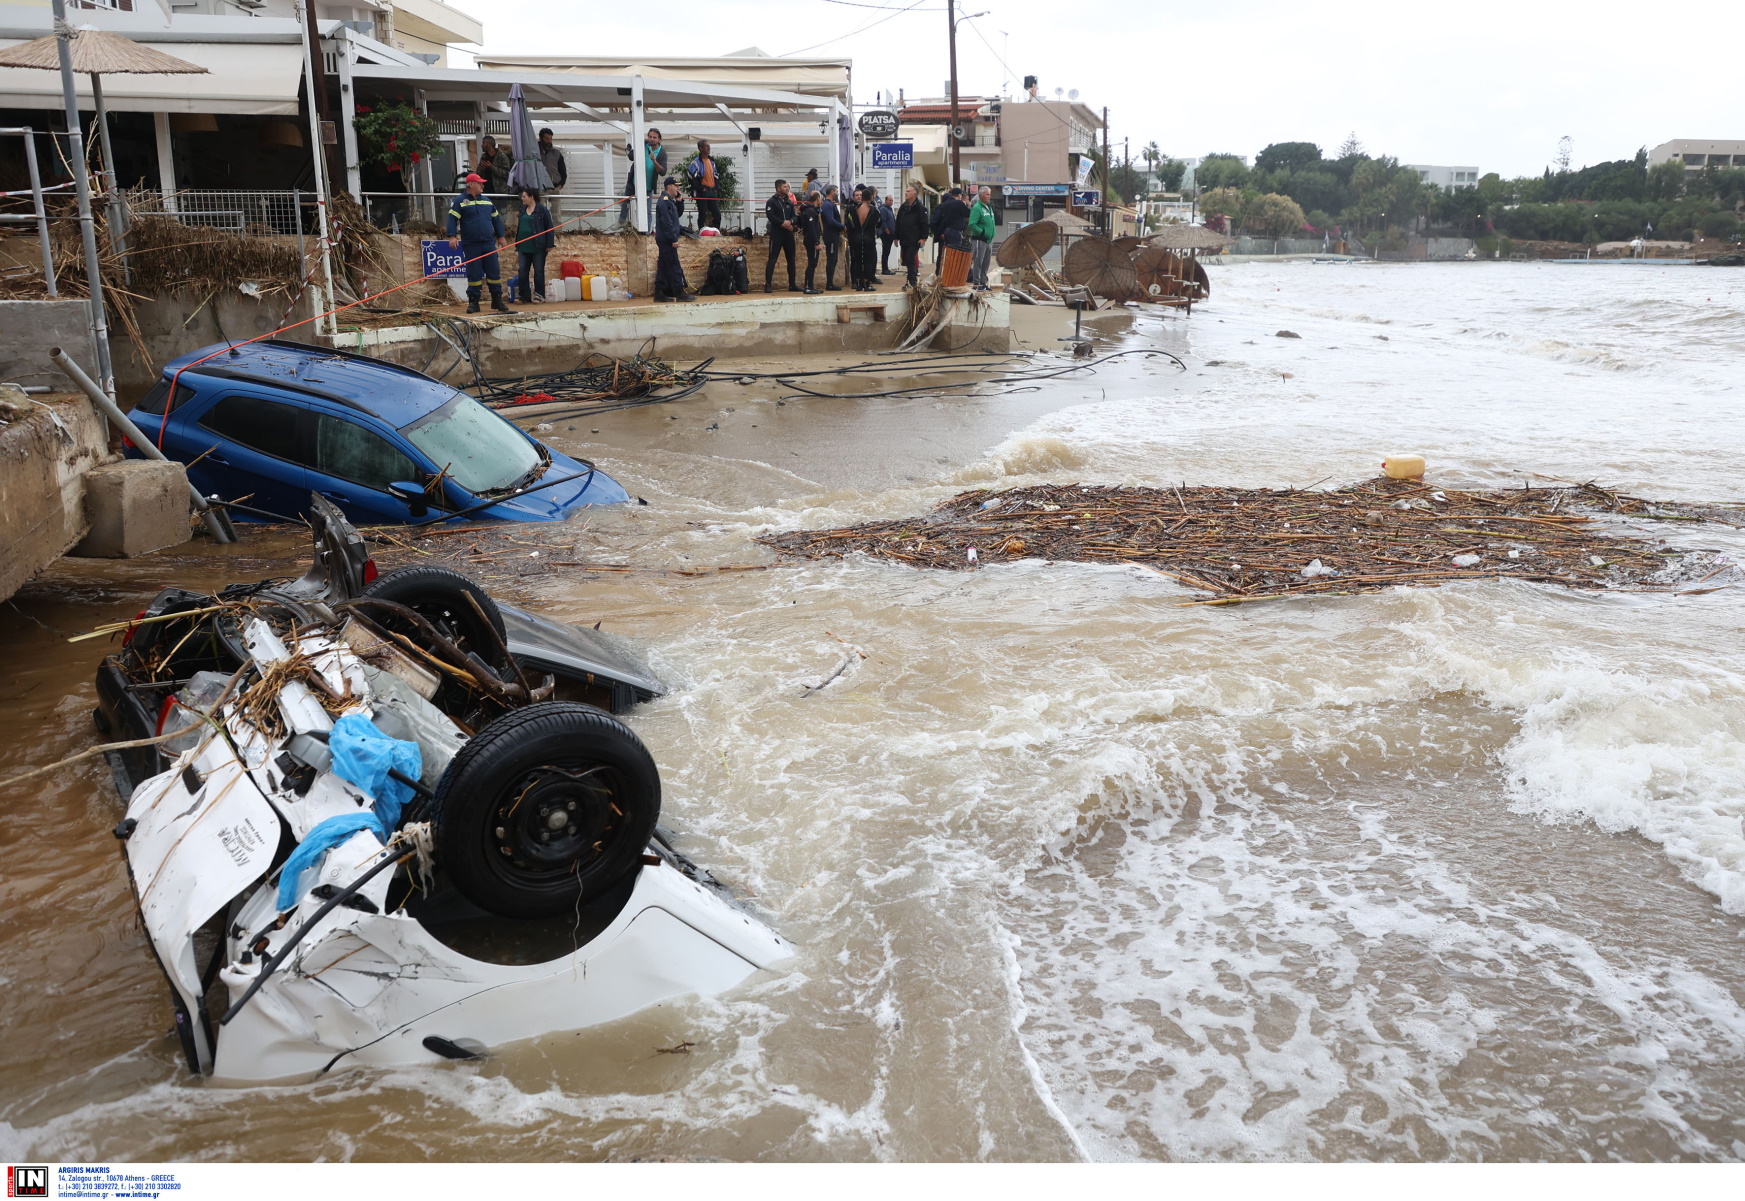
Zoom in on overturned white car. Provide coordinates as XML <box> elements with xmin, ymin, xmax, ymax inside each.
<box><xmin>100</xmin><ymin>499</ymin><xmax>790</xmax><ymax>1082</ymax></box>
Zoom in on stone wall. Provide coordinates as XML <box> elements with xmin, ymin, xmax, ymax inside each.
<box><xmin>385</xmin><ymin>230</ymin><xmax>776</xmax><ymax>299</ymax></box>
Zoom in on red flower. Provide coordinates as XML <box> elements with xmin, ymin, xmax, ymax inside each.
<box><xmin>387</xmin><ymin>162</ymin><xmax>402</xmax><ymax>172</ymax></box>
<box><xmin>410</xmin><ymin>152</ymin><xmax>421</xmax><ymax>163</ymax></box>
<box><xmin>356</xmin><ymin>104</ymin><xmax>371</xmax><ymax>114</ymax></box>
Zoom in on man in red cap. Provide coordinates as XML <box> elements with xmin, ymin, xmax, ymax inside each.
<box><xmin>447</xmin><ymin>172</ymin><xmax>511</xmax><ymax>314</ymax></box>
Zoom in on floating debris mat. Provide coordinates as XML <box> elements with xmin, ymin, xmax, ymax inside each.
<box><xmin>761</xmin><ymin>478</ymin><xmax>1741</xmax><ymax>604</ymax></box>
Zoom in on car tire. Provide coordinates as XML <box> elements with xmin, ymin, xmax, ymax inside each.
<box><xmin>433</xmin><ymin>702</ymin><xmax>660</xmax><ymax>919</ymax></box>
<box><xmin>358</xmin><ymin>565</ymin><xmax>507</xmax><ymax>664</ymax></box>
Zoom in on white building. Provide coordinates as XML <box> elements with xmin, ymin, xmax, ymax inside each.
<box><xmin>1649</xmin><ymin>139</ymin><xmax>1745</xmax><ymax>172</ymax></box>
<box><xmin>1406</xmin><ymin>164</ymin><xmax>1482</xmax><ymax>189</ymax></box>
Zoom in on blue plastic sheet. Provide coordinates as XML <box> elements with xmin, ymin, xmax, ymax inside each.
<box><xmin>275</xmin><ymin>714</ymin><xmax>422</xmax><ymax>910</ymax></box>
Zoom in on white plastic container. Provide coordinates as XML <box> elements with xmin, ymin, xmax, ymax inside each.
<box><xmin>588</xmin><ymin>275</ymin><xmax>608</xmax><ymax>302</ymax></box>
<box><xmin>1382</xmin><ymin>454</ymin><xmax>1426</xmax><ymax>480</ymax></box>
<box><xmin>563</xmin><ymin>275</ymin><xmax>582</xmax><ymax>302</ymax></box>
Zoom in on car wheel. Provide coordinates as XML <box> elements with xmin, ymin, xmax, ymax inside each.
<box><xmin>357</xmin><ymin>565</ymin><xmax>508</xmax><ymax>665</ymax></box>
<box><xmin>433</xmin><ymin>702</ymin><xmax>660</xmax><ymax>919</ymax></box>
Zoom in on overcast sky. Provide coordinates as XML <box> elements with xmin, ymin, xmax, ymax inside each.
<box><xmin>466</xmin><ymin>0</ymin><xmax>1737</xmax><ymax>178</ymax></box>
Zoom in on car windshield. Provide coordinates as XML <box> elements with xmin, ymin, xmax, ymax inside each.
<box><xmin>400</xmin><ymin>393</ymin><xmax>544</xmax><ymax>494</ymax></box>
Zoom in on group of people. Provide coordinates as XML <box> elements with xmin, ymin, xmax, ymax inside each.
<box><xmin>448</xmin><ymin>123</ymin><xmax>1004</xmax><ymax>310</ymax></box>
<box><xmin>762</xmin><ymin>179</ymin><xmax>998</xmax><ymax>294</ymax></box>
<box><xmin>761</xmin><ymin>179</ymin><xmax>918</xmax><ymax>294</ymax></box>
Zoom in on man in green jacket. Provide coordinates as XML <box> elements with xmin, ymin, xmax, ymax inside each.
<box><xmin>967</xmin><ymin>185</ymin><xmax>996</xmax><ymax>288</ymax></box>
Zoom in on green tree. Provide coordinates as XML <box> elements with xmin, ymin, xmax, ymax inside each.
<box><xmin>1247</xmin><ymin>192</ymin><xmax>1308</xmax><ymax>236</ymax></box>
<box><xmin>1647</xmin><ymin>159</ymin><xmax>1685</xmax><ymax>202</ymax></box>
<box><xmin>1197</xmin><ymin>186</ymin><xmax>1250</xmax><ymax>226</ymax></box>
<box><xmin>678</xmin><ymin>150</ymin><xmax>739</xmax><ymax>200</ymax></box>
<box><xmin>1196</xmin><ymin>154</ymin><xmax>1251</xmax><ymax>192</ymax></box>
<box><xmin>1255</xmin><ymin>142</ymin><xmax>1323</xmax><ymax>174</ymax></box>
<box><xmin>1157</xmin><ymin>157</ymin><xmax>1187</xmax><ymax>191</ymax></box>
<box><xmin>352</xmin><ymin>99</ymin><xmax>443</xmax><ymax>195</ymax></box>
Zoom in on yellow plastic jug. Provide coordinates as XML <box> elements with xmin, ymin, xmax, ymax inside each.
<box><xmin>1383</xmin><ymin>454</ymin><xmax>1426</xmax><ymax>480</ymax></box>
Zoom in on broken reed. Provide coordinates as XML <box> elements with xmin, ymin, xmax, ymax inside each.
<box><xmin>760</xmin><ymin>477</ymin><xmax>1731</xmax><ymax>599</ymax></box>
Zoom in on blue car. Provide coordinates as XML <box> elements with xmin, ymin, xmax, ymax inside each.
<box><xmin>127</xmin><ymin>340</ymin><xmax>629</xmax><ymax>524</ymax></box>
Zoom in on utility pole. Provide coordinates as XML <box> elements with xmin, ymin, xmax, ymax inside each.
<box><xmin>302</xmin><ymin>0</ymin><xmax>338</xmax><ymax>188</ymax></box>
<box><xmin>1101</xmin><ymin>106</ymin><xmax>1111</xmax><ymax>237</ymax></box>
<box><xmin>948</xmin><ymin>0</ymin><xmax>961</xmax><ymax>185</ymax></box>
<box><xmin>50</xmin><ymin>0</ymin><xmax>113</xmax><ymax>399</ymax></box>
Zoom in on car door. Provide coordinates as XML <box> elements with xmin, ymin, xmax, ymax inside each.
<box><xmin>185</xmin><ymin>392</ymin><xmax>310</xmax><ymax>521</ymax></box>
<box><xmin>304</xmin><ymin>406</ymin><xmax>433</xmax><ymax>524</ymax></box>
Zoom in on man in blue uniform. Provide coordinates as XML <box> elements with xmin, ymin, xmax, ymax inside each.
<box><xmin>653</xmin><ymin>177</ymin><xmax>693</xmax><ymax>302</ymax></box>
<box><xmin>446</xmin><ymin>172</ymin><xmax>511</xmax><ymax>314</ymax></box>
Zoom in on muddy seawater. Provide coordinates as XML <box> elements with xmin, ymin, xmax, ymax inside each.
<box><xmin>3</xmin><ymin>262</ymin><xmax>1743</xmax><ymax>1161</ymax></box>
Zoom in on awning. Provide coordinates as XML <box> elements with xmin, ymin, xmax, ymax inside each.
<box><xmin>0</xmin><ymin>37</ymin><xmax>303</xmax><ymax>116</ymax></box>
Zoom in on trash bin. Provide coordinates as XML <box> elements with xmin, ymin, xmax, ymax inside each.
<box><xmin>940</xmin><ymin>245</ymin><xmax>973</xmax><ymax>288</ymax></box>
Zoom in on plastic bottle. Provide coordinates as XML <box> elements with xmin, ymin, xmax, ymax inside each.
<box><xmin>1383</xmin><ymin>454</ymin><xmax>1426</xmax><ymax>480</ymax></box>
<box><xmin>589</xmin><ymin>276</ymin><xmax>608</xmax><ymax>302</ymax></box>
<box><xmin>563</xmin><ymin>276</ymin><xmax>582</xmax><ymax>302</ymax></box>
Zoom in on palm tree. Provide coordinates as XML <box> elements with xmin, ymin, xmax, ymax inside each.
<box><xmin>1142</xmin><ymin>141</ymin><xmax>1161</xmax><ymax>172</ymax></box>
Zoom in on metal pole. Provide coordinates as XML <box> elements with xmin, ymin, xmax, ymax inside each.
<box><xmin>91</xmin><ymin>73</ymin><xmax>129</xmax><ymax>284</ymax></box>
<box><xmin>630</xmin><ymin>75</ymin><xmax>647</xmax><ymax>234</ymax></box>
<box><xmin>293</xmin><ymin>186</ymin><xmax>305</xmax><ymax>263</ymax></box>
<box><xmin>50</xmin><ymin>1</ymin><xmax>115</xmax><ymax>399</ymax></box>
<box><xmin>51</xmin><ymin>347</ymin><xmax>233</xmax><ymax>544</ymax></box>
<box><xmin>948</xmin><ymin>0</ymin><xmax>961</xmax><ymax>185</ymax></box>
<box><xmin>19</xmin><ymin>129</ymin><xmax>57</xmax><ymax>297</ymax></box>
<box><xmin>294</xmin><ymin>2</ymin><xmax>338</xmax><ymax>336</ymax></box>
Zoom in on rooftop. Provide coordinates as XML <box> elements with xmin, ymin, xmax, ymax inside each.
<box><xmin>168</xmin><ymin>341</ymin><xmax>457</xmax><ymax>428</ymax></box>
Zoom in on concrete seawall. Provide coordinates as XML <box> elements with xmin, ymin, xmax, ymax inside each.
<box><xmin>326</xmin><ymin>289</ymin><xmax>1011</xmax><ymax>375</ymax></box>
<box><xmin>0</xmin><ymin>393</ymin><xmax>114</xmax><ymax>602</ymax></box>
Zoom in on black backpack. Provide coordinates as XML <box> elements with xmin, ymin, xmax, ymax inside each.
<box><xmin>730</xmin><ymin>249</ymin><xmax>750</xmax><ymax>295</ymax></box>
<box><xmin>701</xmin><ymin>250</ymin><xmax>734</xmax><ymax>296</ymax></box>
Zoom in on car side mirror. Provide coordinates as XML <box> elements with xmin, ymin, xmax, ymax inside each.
<box><xmin>387</xmin><ymin>481</ymin><xmax>429</xmax><ymax>517</ymax></box>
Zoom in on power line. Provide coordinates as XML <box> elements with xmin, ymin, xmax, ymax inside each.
<box><xmin>783</xmin><ymin>0</ymin><xmax>933</xmax><ymax>56</ymax></box>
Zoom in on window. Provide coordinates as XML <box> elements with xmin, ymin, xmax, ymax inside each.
<box><xmin>134</xmin><ymin>378</ymin><xmax>198</xmax><ymax>416</ymax></box>
<box><xmin>314</xmin><ymin>413</ymin><xmax>418</xmax><ymax>492</ymax></box>
<box><xmin>1684</xmin><ymin>154</ymin><xmax>1706</xmax><ymax>166</ymax></box>
<box><xmin>198</xmin><ymin>396</ymin><xmax>302</xmax><ymax>462</ymax></box>
<box><xmin>400</xmin><ymin>393</ymin><xmax>542</xmax><ymax>494</ymax></box>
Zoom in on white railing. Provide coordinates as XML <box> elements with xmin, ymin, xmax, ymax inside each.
<box><xmin>131</xmin><ymin>189</ymin><xmax>309</xmax><ymax>236</ymax></box>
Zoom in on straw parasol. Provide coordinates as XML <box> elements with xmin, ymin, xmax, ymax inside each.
<box><xmin>1145</xmin><ymin>224</ymin><xmax>1232</xmax><ymax>251</ymax></box>
<box><xmin>1133</xmin><ymin>245</ymin><xmax>1184</xmax><ymax>299</ymax></box>
<box><xmin>0</xmin><ymin>26</ymin><xmax>210</xmax><ymax>75</ymax></box>
<box><xmin>0</xmin><ymin>26</ymin><xmax>208</xmax><ymax>261</ymax></box>
<box><xmin>1062</xmin><ymin>237</ymin><xmax>1139</xmax><ymax>301</ymax></box>
<box><xmin>995</xmin><ymin>218</ymin><xmax>1058</xmax><ymax>270</ymax></box>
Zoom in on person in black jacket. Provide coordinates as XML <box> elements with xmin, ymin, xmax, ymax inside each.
<box><xmin>511</xmin><ymin>187</ymin><xmax>556</xmax><ymax>303</ymax></box>
<box><xmin>930</xmin><ymin>186</ymin><xmax>970</xmax><ymax>280</ymax></box>
<box><xmin>894</xmin><ymin>183</ymin><xmax>929</xmax><ymax>288</ymax></box>
<box><xmin>654</xmin><ymin>177</ymin><xmax>692</xmax><ymax>302</ymax></box>
<box><xmin>821</xmin><ymin>185</ymin><xmax>845</xmax><ymax>290</ymax></box>
<box><xmin>763</xmin><ymin>179</ymin><xmax>798</xmax><ymax>292</ymax></box>
<box><xmin>843</xmin><ymin>186</ymin><xmax>868</xmax><ymax>290</ymax></box>
<box><xmin>798</xmin><ymin>190</ymin><xmax>824</xmax><ymax>294</ymax></box>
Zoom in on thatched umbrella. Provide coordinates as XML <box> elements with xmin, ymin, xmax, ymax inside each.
<box><xmin>1145</xmin><ymin>224</ymin><xmax>1232</xmax><ymax>252</ymax></box>
<box><xmin>1062</xmin><ymin>237</ymin><xmax>1139</xmax><ymax>302</ymax></box>
<box><xmin>0</xmin><ymin>25</ymin><xmax>209</xmax><ymax>258</ymax></box>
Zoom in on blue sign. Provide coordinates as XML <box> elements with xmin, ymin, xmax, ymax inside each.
<box><xmin>870</xmin><ymin>142</ymin><xmax>914</xmax><ymax>170</ymax></box>
<box><xmin>1072</xmin><ymin>189</ymin><xmax>1102</xmax><ymax>209</ymax></box>
<box><xmin>1003</xmin><ymin>183</ymin><xmax>1070</xmax><ymax>196</ymax></box>
<box><xmin>421</xmin><ymin>239</ymin><xmax>465</xmax><ymax>279</ymax></box>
